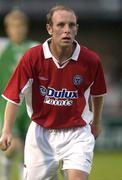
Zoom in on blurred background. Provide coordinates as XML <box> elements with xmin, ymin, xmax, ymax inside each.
<box><xmin>0</xmin><ymin>0</ymin><xmax>122</xmax><ymax>180</ymax></box>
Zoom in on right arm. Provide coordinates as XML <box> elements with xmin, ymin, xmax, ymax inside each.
<box><xmin>0</xmin><ymin>101</ymin><xmax>19</xmax><ymax>151</ymax></box>
<box><xmin>0</xmin><ymin>49</ymin><xmax>34</xmax><ymax>151</ymax></box>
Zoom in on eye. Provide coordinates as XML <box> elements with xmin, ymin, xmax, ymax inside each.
<box><xmin>69</xmin><ymin>23</ymin><xmax>76</xmax><ymax>28</ymax></box>
<box><xmin>57</xmin><ymin>22</ymin><xmax>65</xmax><ymax>27</ymax></box>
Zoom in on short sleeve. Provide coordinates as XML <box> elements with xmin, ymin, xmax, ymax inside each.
<box><xmin>2</xmin><ymin>50</ymin><xmax>33</xmax><ymax>105</ymax></box>
<box><xmin>90</xmin><ymin>60</ymin><xmax>107</xmax><ymax>96</ymax></box>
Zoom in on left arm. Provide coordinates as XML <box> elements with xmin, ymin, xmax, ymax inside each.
<box><xmin>91</xmin><ymin>96</ymin><xmax>104</xmax><ymax>138</ymax></box>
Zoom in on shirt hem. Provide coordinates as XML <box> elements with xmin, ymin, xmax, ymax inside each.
<box><xmin>1</xmin><ymin>94</ymin><xmax>21</xmax><ymax>106</ymax></box>
<box><xmin>91</xmin><ymin>93</ymin><xmax>107</xmax><ymax>97</ymax></box>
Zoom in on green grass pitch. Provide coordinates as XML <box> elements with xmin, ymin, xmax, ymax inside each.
<box><xmin>5</xmin><ymin>151</ymin><xmax>122</xmax><ymax>180</ymax></box>
<box><xmin>58</xmin><ymin>151</ymin><xmax>122</xmax><ymax>180</ymax></box>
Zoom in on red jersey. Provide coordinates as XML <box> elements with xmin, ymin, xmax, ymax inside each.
<box><xmin>2</xmin><ymin>39</ymin><xmax>107</xmax><ymax>129</ymax></box>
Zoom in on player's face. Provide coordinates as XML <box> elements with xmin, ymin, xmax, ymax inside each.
<box><xmin>47</xmin><ymin>10</ymin><xmax>78</xmax><ymax>49</ymax></box>
<box><xmin>6</xmin><ymin>20</ymin><xmax>28</xmax><ymax>44</ymax></box>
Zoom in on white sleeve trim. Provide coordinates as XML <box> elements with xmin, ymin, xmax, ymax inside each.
<box><xmin>91</xmin><ymin>93</ymin><xmax>107</xmax><ymax>97</ymax></box>
<box><xmin>1</xmin><ymin>95</ymin><xmax>21</xmax><ymax>106</ymax></box>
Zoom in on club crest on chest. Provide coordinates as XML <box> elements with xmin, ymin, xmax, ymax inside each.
<box><xmin>73</xmin><ymin>75</ymin><xmax>83</xmax><ymax>86</ymax></box>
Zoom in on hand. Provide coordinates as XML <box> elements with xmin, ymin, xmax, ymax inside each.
<box><xmin>0</xmin><ymin>132</ymin><xmax>12</xmax><ymax>151</ymax></box>
<box><xmin>90</xmin><ymin>123</ymin><xmax>102</xmax><ymax>139</ymax></box>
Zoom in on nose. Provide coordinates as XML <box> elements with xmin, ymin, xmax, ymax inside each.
<box><xmin>64</xmin><ymin>24</ymin><xmax>70</xmax><ymax>33</ymax></box>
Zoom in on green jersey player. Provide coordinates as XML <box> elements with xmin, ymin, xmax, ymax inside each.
<box><xmin>0</xmin><ymin>39</ymin><xmax>38</xmax><ymax>138</ymax></box>
<box><xmin>0</xmin><ymin>9</ymin><xmax>39</xmax><ymax>180</ymax></box>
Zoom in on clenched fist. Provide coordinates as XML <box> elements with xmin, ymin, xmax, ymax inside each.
<box><xmin>0</xmin><ymin>132</ymin><xmax>12</xmax><ymax>151</ymax></box>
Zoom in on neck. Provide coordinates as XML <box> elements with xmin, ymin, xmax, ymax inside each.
<box><xmin>49</xmin><ymin>41</ymin><xmax>75</xmax><ymax>63</ymax></box>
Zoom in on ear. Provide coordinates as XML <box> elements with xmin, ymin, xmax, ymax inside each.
<box><xmin>46</xmin><ymin>24</ymin><xmax>52</xmax><ymax>36</ymax></box>
<box><xmin>75</xmin><ymin>24</ymin><xmax>79</xmax><ymax>36</ymax></box>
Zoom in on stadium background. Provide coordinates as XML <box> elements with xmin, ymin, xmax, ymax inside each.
<box><xmin>0</xmin><ymin>0</ymin><xmax>122</xmax><ymax>179</ymax></box>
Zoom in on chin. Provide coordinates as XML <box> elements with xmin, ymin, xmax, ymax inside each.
<box><xmin>61</xmin><ymin>42</ymin><xmax>72</xmax><ymax>48</ymax></box>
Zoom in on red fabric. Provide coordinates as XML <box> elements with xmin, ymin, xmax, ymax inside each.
<box><xmin>2</xmin><ymin>44</ymin><xmax>107</xmax><ymax>129</ymax></box>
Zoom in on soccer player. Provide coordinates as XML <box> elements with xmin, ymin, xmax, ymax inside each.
<box><xmin>0</xmin><ymin>9</ymin><xmax>39</xmax><ymax>180</ymax></box>
<box><xmin>0</xmin><ymin>5</ymin><xmax>107</xmax><ymax>180</ymax></box>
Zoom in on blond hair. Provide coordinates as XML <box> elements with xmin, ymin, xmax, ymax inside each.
<box><xmin>4</xmin><ymin>9</ymin><xmax>29</xmax><ymax>27</ymax></box>
<box><xmin>46</xmin><ymin>5</ymin><xmax>77</xmax><ymax>25</ymax></box>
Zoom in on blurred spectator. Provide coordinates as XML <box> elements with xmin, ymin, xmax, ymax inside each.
<box><xmin>0</xmin><ymin>9</ymin><xmax>39</xmax><ymax>180</ymax></box>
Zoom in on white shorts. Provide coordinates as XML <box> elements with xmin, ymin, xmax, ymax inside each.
<box><xmin>24</xmin><ymin>121</ymin><xmax>95</xmax><ymax>180</ymax></box>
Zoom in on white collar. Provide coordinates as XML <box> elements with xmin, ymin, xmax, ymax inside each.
<box><xmin>42</xmin><ymin>38</ymin><xmax>80</xmax><ymax>61</ymax></box>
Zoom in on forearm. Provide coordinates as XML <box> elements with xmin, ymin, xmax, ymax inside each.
<box><xmin>2</xmin><ymin>101</ymin><xmax>19</xmax><ymax>134</ymax></box>
<box><xmin>91</xmin><ymin>96</ymin><xmax>104</xmax><ymax>138</ymax></box>
<box><xmin>91</xmin><ymin>96</ymin><xmax>104</xmax><ymax>125</ymax></box>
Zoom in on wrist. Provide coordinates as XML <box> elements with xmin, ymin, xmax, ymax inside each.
<box><xmin>92</xmin><ymin>119</ymin><xmax>101</xmax><ymax>125</ymax></box>
<box><xmin>2</xmin><ymin>128</ymin><xmax>12</xmax><ymax>135</ymax></box>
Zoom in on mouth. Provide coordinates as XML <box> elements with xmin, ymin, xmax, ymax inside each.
<box><xmin>62</xmin><ymin>37</ymin><xmax>71</xmax><ymax>42</ymax></box>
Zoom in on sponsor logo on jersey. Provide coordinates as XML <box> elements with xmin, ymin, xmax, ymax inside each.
<box><xmin>40</xmin><ymin>86</ymin><xmax>78</xmax><ymax>106</ymax></box>
<box><xmin>44</xmin><ymin>97</ymin><xmax>73</xmax><ymax>106</ymax></box>
<box><xmin>73</xmin><ymin>75</ymin><xmax>83</xmax><ymax>86</ymax></box>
